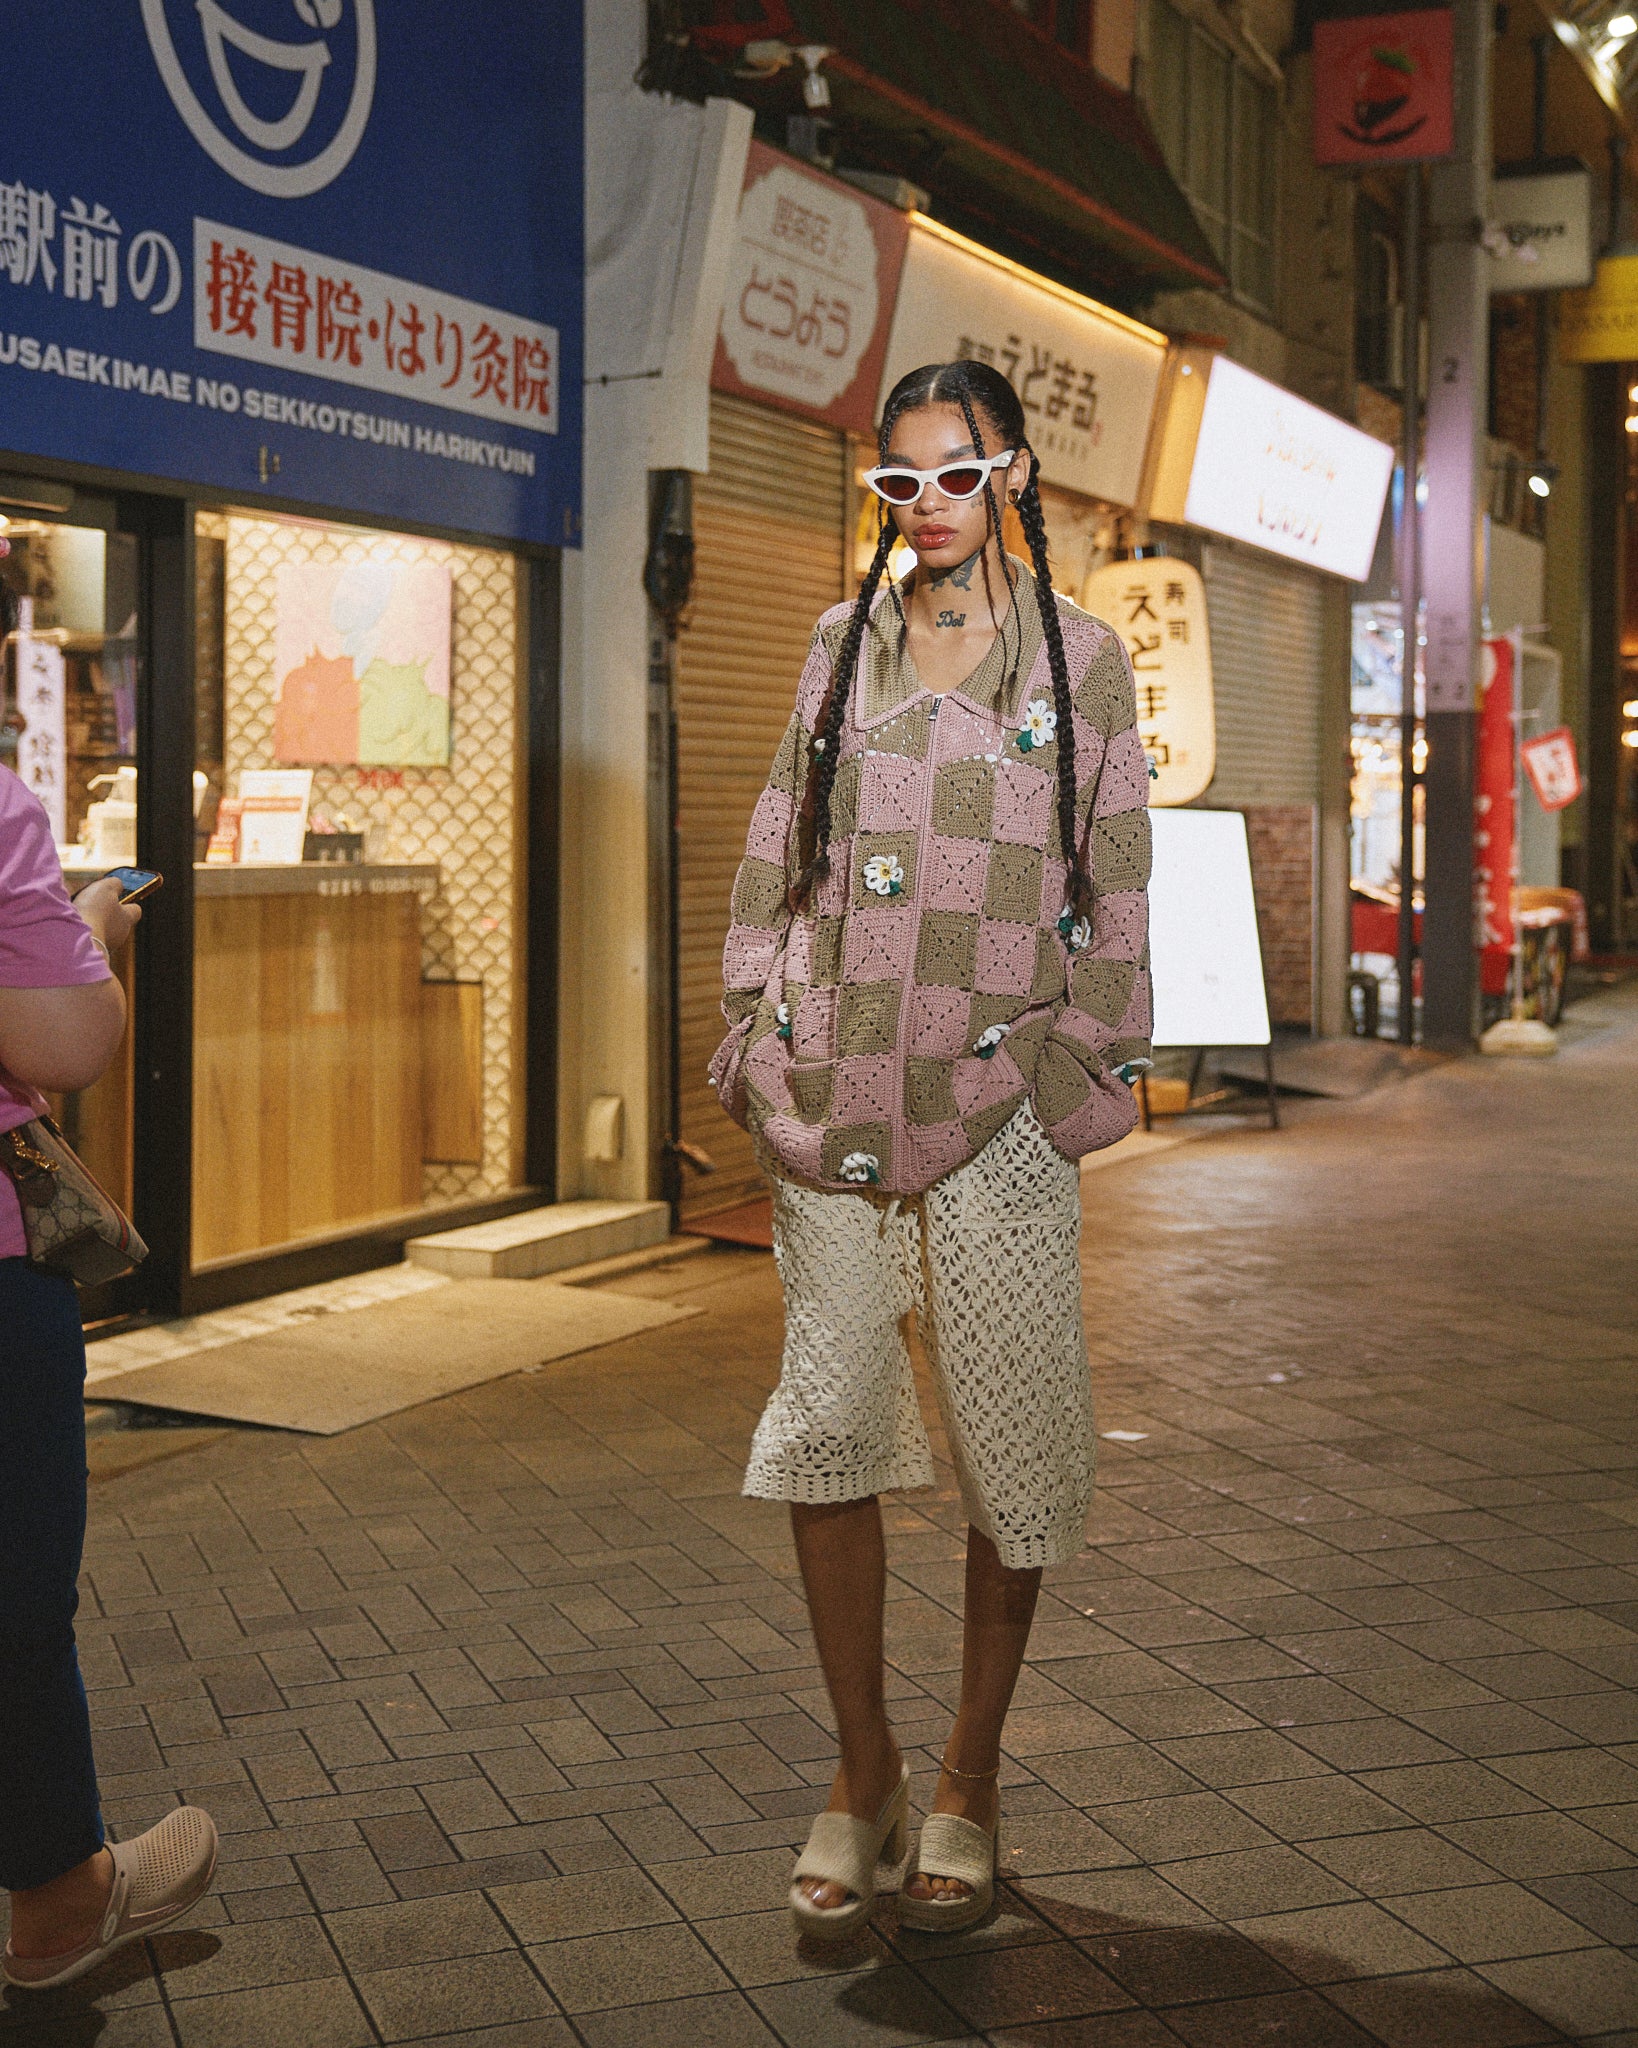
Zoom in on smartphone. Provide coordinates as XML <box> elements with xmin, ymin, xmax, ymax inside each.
<box><xmin>104</xmin><ymin>866</ymin><xmax>164</xmax><ymax>905</ymax></box>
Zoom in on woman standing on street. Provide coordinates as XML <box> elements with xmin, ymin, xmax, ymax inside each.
<box><xmin>0</xmin><ymin>758</ymin><xmax>219</xmax><ymax>1990</ymax></box>
<box><xmin>710</xmin><ymin>359</ymin><xmax>1152</xmax><ymax>1938</ymax></box>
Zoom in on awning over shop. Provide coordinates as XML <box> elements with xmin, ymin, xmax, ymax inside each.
<box><xmin>686</xmin><ymin>0</ymin><xmax>1227</xmax><ymax>303</ymax></box>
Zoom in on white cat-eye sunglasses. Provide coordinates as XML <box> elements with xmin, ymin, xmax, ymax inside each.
<box><xmin>862</xmin><ymin>448</ymin><xmax>1018</xmax><ymax>506</ymax></box>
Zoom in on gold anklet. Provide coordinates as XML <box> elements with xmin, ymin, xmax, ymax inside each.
<box><xmin>940</xmin><ymin>1756</ymin><xmax>1000</xmax><ymax>1781</ymax></box>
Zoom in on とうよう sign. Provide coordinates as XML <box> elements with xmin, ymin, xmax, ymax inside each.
<box><xmin>1083</xmin><ymin>558</ymin><xmax>1215</xmax><ymax>807</ymax></box>
<box><xmin>713</xmin><ymin>142</ymin><xmax>908</xmax><ymax>436</ymax></box>
<box><xmin>1311</xmin><ymin>8</ymin><xmax>1455</xmax><ymax>166</ymax></box>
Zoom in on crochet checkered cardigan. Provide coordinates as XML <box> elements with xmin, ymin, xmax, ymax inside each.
<box><xmin>710</xmin><ymin>561</ymin><xmax>1152</xmax><ymax>1195</ymax></box>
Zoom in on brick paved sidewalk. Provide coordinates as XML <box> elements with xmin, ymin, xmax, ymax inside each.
<box><xmin>5</xmin><ymin>987</ymin><xmax>1638</xmax><ymax>2047</ymax></box>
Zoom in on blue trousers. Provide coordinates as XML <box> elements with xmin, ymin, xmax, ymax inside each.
<box><xmin>0</xmin><ymin>1259</ymin><xmax>104</xmax><ymax>1892</ymax></box>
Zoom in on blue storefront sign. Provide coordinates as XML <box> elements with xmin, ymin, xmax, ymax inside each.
<box><xmin>2</xmin><ymin>2</ymin><xmax>582</xmax><ymax>547</ymax></box>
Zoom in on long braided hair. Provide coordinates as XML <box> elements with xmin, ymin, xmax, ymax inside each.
<box><xmin>791</xmin><ymin>359</ymin><xmax>1089</xmax><ymax>917</ymax></box>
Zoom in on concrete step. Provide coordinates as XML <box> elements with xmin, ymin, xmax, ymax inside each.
<box><xmin>406</xmin><ymin>1200</ymin><xmax>670</xmax><ymax>1280</ymax></box>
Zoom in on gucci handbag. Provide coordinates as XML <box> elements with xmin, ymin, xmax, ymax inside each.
<box><xmin>0</xmin><ymin>1113</ymin><xmax>148</xmax><ymax>1284</ymax></box>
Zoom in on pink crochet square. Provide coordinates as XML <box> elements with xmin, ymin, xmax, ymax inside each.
<box><xmin>832</xmin><ymin>1053</ymin><xmax>896</xmax><ymax>1123</ymax></box>
<box><xmin>1095</xmin><ymin>888</ymin><xmax>1147</xmax><ymax>961</ymax></box>
<box><xmin>791</xmin><ymin>984</ymin><xmax>836</xmax><ymax>1060</ymax></box>
<box><xmin>843</xmin><ymin>907</ymin><xmax>915</xmax><ymax>982</ymax></box>
<box><xmin>723</xmin><ymin>926</ymin><xmax>771</xmax><ymax>988</ymax></box>
<box><xmin>906</xmin><ymin>1120</ymin><xmax>969</xmax><ymax>1185</ymax></box>
<box><xmin>860</xmin><ymin>755</ymin><xmax>922</xmax><ymax>831</ymax></box>
<box><xmin>953</xmin><ymin>1046</ymin><xmax>1024</xmax><ymax>1118</ymax></box>
<box><xmin>974</xmin><ymin>919</ymin><xmax>1038</xmax><ymax>995</ymax></box>
<box><xmin>761</xmin><ymin>1112</ymin><xmax>824</xmax><ymax>1180</ymax></box>
<box><xmin>922</xmin><ymin>835</ymin><xmax>990</xmax><ymax>913</ymax></box>
<box><xmin>904</xmin><ymin>985</ymin><xmax>968</xmax><ymax>1055</ymax></box>
<box><xmin>993</xmin><ymin>762</ymin><xmax>1052</xmax><ymax>846</ymax></box>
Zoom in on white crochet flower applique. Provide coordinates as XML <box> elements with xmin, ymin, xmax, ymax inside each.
<box><xmin>1015</xmin><ymin>699</ymin><xmax>1057</xmax><ymax>753</ymax></box>
<box><xmin>1057</xmin><ymin>908</ymin><xmax>1092</xmax><ymax>952</ymax></box>
<box><xmin>838</xmin><ymin>1151</ymin><xmax>881</xmax><ymax>1185</ymax></box>
<box><xmin>972</xmin><ymin>1021</ymin><xmax>1012</xmax><ymax>1060</ymax></box>
<box><xmin>775</xmin><ymin>1001</ymin><xmax>793</xmax><ymax>1042</ymax></box>
<box><xmin>861</xmin><ymin>852</ymin><xmax>904</xmax><ymax>898</ymax></box>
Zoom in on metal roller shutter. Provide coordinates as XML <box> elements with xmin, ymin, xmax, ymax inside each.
<box><xmin>674</xmin><ymin>393</ymin><xmax>847</xmax><ymax>1220</ymax></box>
<box><xmin>1200</xmin><ymin>542</ymin><xmax>1324</xmax><ymax>806</ymax></box>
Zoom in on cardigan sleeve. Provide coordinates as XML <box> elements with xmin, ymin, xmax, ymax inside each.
<box><xmin>1030</xmin><ymin>627</ymin><xmax>1153</xmax><ymax>1159</ymax></box>
<box><xmin>718</xmin><ymin>627</ymin><xmax>829</xmax><ymax>1027</ymax></box>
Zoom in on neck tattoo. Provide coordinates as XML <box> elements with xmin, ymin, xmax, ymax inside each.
<box><xmin>929</xmin><ymin>551</ymin><xmax>979</xmax><ymax>593</ymax></box>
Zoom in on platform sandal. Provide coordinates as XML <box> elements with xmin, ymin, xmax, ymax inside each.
<box><xmin>789</xmin><ymin>1760</ymin><xmax>910</xmax><ymax>1943</ymax></box>
<box><xmin>897</xmin><ymin>1757</ymin><xmax>999</xmax><ymax>1934</ymax></box>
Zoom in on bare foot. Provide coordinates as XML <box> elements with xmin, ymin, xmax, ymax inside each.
<box><xmin>798</xmin><ymin>1741</ymin><xmax>903</xmax><ymax>1913</ymax></box>
<box><xmin>7</xmin><ymin>1849</ymin><xmax>115</xmax><ymax>1959</ymax></box>
<box><xmin>903</xmin><ymin>1765</ymin><xmax>999</xmax><ymax>1904</ymax></box>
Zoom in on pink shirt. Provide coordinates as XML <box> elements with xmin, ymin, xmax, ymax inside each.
<box><xmin>0</xmin><ymin>769</ymin><xmax>111</xmax><ymax>1258</ymax></box>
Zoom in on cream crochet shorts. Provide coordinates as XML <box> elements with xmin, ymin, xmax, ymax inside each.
<box><xmin>744</xmin><ymin>1102</ymin><xmax>1095</xmax><ymax>1570</ymax></box>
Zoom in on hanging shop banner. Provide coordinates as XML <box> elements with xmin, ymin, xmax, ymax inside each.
<box><xmin>713</xmin><ymin>143</ymin><xmax>908</xmax><ymax>436</ymax></box>
<box><xmin>1521</xmin><ymin>725</ymin><xmax>1583</xmax><ymax>811</ymax></box>
<box><xmin>1558</xmin><ymin>254</ymin><xmax>1638</xmax><ymax>362</ymax></box>
<box><xmin>1</xmin><ymin>3</ymin><xmax>582</xmax><ymax>546</ymax></box>
<box><xmin>876</xmin><ymin>218</ymin><xmax>1167</xmax><ymax>510</ymax></box>
<box><xmin>1475</xmin><ymin>635</ymin><xmax>1516</xmax><ymax>996</ymax></box>
<box><xmin>1487</xmin><ymin>168</ymin><xmax>1594</xmax><ymax>294</ymax></box>
<box><xmin>1082</xmin><ymin>559</ymin><xmax>1215</xmax><ymax>806</ymax></box>
<box><xmin>1311</xmin><ymin>9</ymin><xmax>1455</xmax><ymax>167</ymax></box>
<box><xmin>1183</xmin><ymin>356</ymin><xmax>1395</xmax><ymax>582</ymax></box>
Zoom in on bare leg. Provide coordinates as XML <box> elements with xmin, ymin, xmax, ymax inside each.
<box><xmin>7</xmin><ymin>1849</ymin><xmax>114</xmax><ymax>1958</ymax></box>
<box><xmin>790</xmin><ymin>1497</ymin><xmax>903</xmax><ymax>1911</ymax></box>
<box><xmin>905</xmin><ymin>1528</ymin><xmax>1040</xmax><ymax>1902</ymax></box>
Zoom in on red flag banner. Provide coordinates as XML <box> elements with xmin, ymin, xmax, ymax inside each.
<box><xmin>1312</xmin><ymin>9</ymin><xmax>1455</xmax><ymax>166</ymax></box>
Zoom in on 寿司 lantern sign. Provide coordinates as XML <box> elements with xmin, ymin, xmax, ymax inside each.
<box><xmin>1082</xmin><ymin>559</ymin><xmax>1214</xmax><ymax>807</ymax></box>
<box><xmin>1521</xmin><ymin>726</ymin><xmax>1584</xmax><ymax>812</ymax></box>
<box><xmin>1311</xmin><ymin>9</ymin><xmax>1455</xmax><ymax>167</ymax></box>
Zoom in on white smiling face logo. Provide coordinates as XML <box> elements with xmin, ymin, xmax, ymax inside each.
<box><xmin>141</xmin><ymin>0</ymin><xmax>377</xmax><ymax>198</ymax></box>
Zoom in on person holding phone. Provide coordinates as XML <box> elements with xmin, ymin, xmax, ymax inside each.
<box><xmin>0</xmin><ymin>768</ymin><xmax>218</xmax><ymax>1991</ymax></box>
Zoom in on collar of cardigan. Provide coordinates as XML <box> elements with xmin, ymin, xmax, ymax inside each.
<box><xmin>857</xmin><ymin>554</ymin><xmax>1047</xmax><ymax>729</ymax></box>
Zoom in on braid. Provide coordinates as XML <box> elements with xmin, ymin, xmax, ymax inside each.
<box><xmin>790</xmin><ymin>507</ymin><xmax>895</xmax><ymax>909</ymax></box>
<box><xmin>1015</xmin><ymin>465</ymin><xmax>1088</xmax><ymax>914</ymax></box>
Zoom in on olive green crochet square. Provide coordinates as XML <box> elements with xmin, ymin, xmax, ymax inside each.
<box><xmin>851</xmin><ymin>831</ymin><xmax>918</xmax><ymax>910</ymax></box>
<box><xmin>829</xmin><ymin>753</ymin><xmax>863</xmax><ymax>840</ymax></box>
<box><xmin>904</xmin><ymin>1055</ymin><xmax>959</xmax><ymax>1126</ymax></box>
<box><xmin>809</xmin><ymin>917</ymin><xmax>844</xmax><ymax>986</ymax></box>
<box><xmin>770</xmin><ymin>713</ymin><xmax>809</xmax><ymax>795</ymax></box>
<box><xmin>961</xmin><ymin>1090</ymin><xmax>1024</xmax><ymax>1156</ymax></box>
<box><xmin>1073</xmin><ymin>636</ymin><xmax>1136</xmax><ymax>739</ymax></box>
<box><xmin>868</xmin><ymin>701</ymin><xmax>931</xmax><ymax>760</ymax></box>
<box><xmin>1033</xmin><ymin>1040</ymin><xmax>1093</xmax><ymax>1126</ymax></box>
<box><xmin>985</xmin><ymin>842</ymin><xmax>1044</xmax><ymax>923</ymax></box>
<box><xmin>915</xmin><ymin>909</ymin><xmax>980</xmax><ymax>988</ymax></box>
<box><xmin>966</xmin><ymin>992</ymin><xmax>1018</xmax><ymax>1048</ymax></box>
<box><xmin>931</xmin><ymin>759</ymin><xmax>994</xmax><ymax>839</ymax></box>
<box><xmin>723</xmin><ymin>987</ymin><xmax>760</xmax><ymax>1027</ymax></box>
<box><xmin>731</xmin><ymin>857</ymin><xmax>789</xmax><ymax>931</ymax></box>
<box><xmin>1004</xmin><ymin>1010</ymin><xmax>1052</xmax><ymax>1079</ymax></box>
<box><xmin>821</xmin><ymin>1121</ymin><xmax>892</xmax><ymax>1185</ymax></box>
<box><xmin>788</xmin><ymin>1061</ymin><xmax>834</xmax><ymax>1125</ymax></box>
<box><xmin>1032</xmin><ymin>927</ymin><xmax>1066</xmax><ymax>1004</ymax></box>
<box><xmin>1092</xmin><ymin>809</ymin><xmax>1151</xmax><ymax>893</ymax></box>
<box><xmin>836</xmin><ymin>981</ymin><xmax>902</xmax><ymax>1057</ymax></box>
<box><xmin>1071</xmin><ymin>955</ymin><xmax>1137</xmax><ymax>1028</ymax></box>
